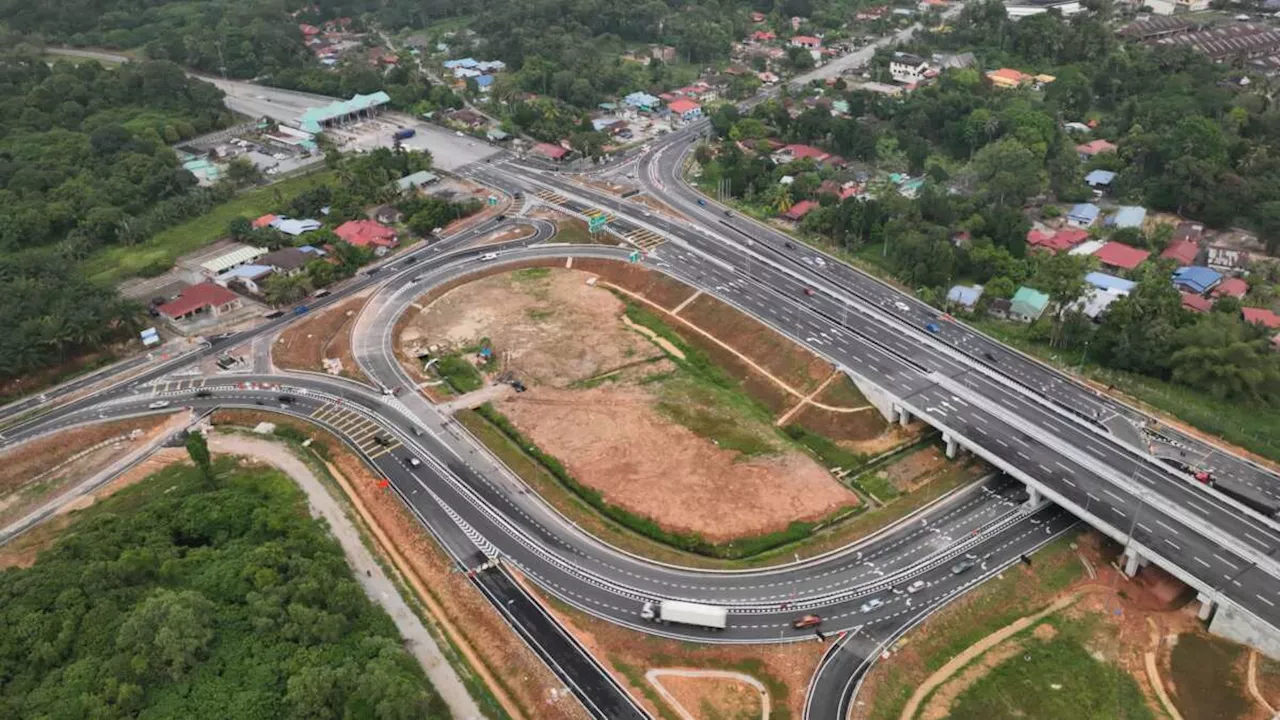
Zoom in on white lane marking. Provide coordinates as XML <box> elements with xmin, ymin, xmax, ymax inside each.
<box><xmin>1157</xmin><ymin>520</ymin><xmax>1181</xmax><ymax>535</ymax></box>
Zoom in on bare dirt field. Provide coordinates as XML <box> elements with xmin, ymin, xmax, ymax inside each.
<box><xmin>499</xmin><ymin>385</ymin><xmax>856</xmax><ymax>541</ymax></box>
<box><xmin>537</xmin><ymin>587</ymin><xmax>827</xmax><ymax>720</ymax></box>
<box><xmin>400</xmin><ymin>266</ymin><xmax>858</xmax><ymax>541</ymax></box>
<box><xmin>210</xmin><ymin>409</ymin><xmax>588</xmax><ymax>720</ymax></box>
<box><xmin>654</xmin><ymin>673</ymin><xmax>765</xmax><ymax>720</ymax></box>
<box><xmin>273</xmin><ymin>292</ymin><xmax>373</xmax><ymax>384</ymax></box>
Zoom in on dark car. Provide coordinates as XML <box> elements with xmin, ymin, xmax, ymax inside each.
<box><xmin>195</xmin><ymin>389</ymin><xmax>212</xmax><ymax>398</ymax></box>
<box><xmin>277</xmin><ymin>395</ymin><xmax>295</xmax><ymax>404</ymax></box>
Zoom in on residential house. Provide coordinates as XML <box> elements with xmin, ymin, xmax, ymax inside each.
<box><xmin>1181</xmin><ymin>292</ymin><xmax>1214</xmax><ymax>313</ymax></box>
<box><xmin>1107</xmin><ymin>206</ymin><xmax>1147</xmax><ymax>230</ymax></box>
<box><xmin>1066</xmin><ymin>202</ymin><xmax>1101</xmax><ymax>228</ymax></box>
<box><xmin>1212</xmin><ymin>277</ymin><xmax>1249</xmax><ymax>299</ymax></box>
<box><xmin>397</xmin><ymin>170</ymin><xmax>440</xmax><ymax>191</ymax></box>
<box><xmin>1172</xmin><ymin>266</ymin><xmax>1222</xmax><ymax>295</ymax></box>
<box><xmin>1161</xmin><ymin>239</ymin><xmax>1200</xmax><ymax>266</ymax></box>
<box><xmin>1075</xmin><ymin>287</ymin><xmax>1125</xmax><ymax>321</ymax></box>
<box><xmin>890</xmin><ymin>52</ymin><xmax>930</xmax><ymax>84</ymax></box>
<box><xmin>856</xmin><ymin>6</ymin><xmax>890</xmax><ymax>20</ymax></box>
<box><xmin>790</xmin><ymin>35</ymin><xmax>822</xmax><ymax>49</ymax></box>
<box><xmin>782</xmin><ymin>200</ymin><xmax>817</xmax><ymax>221</ymax></box>
<box><xmin>986</xmin><ymin>68</ymin><xmax>1032</xmax><ymax>89</ymax></box>
<box><xmin>650</xmin><ymin>45</ymin><xmax>677</xmax><ymax>63</ymax></box>
<box><xmin>200</xmin><ymin>244</ymin><xmax>269</xmax><ymax>279</ymax></box>
<box><xmin>448</xmin><ymin>109</ymin><xmax>487</xmax><ymax>128</ymax></box>
<box><xmin>272</xmin><ymin>218</ymin><xmax>322</xmax><ymax>236</ymax></box>
<box><xmin>1069</xmin><ymin>239</ymin><xmax>1105</xmax><ymax>257</ymax></box>
<box><xmin>1243</xmin><ymin>307</ymin><xmax>1280</xmax><ymax>329</ymax></box>
<box><xmin>335</xmin><ymin>219</ymin><xmax>398</xmax><ymax>254</ymax></box>
<box><xmin>1207</xmin><ymin>243</ymin><xmax>1249</xmax><ymax>272</ymax></box>
<box><xmin>1009</xmin><ymin>287</ymin><xmax>1050</xmax><ymax>322</ymax></box>
<box><xmin>252</xmin><ymin>214</ymin><xmax>279</xmax><ymax>229</ymax></box>
<box><xmin>258</xmin><ymin>247</ymin><xmax>315</xmax><ymax>276</ymax></box>
<box><xmin>946</xmin><ymin>284</ymin><xmax>984</xmax><ymax>311</ymax></box>
<box><xmin>757</xmin><ymin>71</ymin><xmax>781</xmax><ymax>84</ymax></box>
<box><xmin>988</xmin><ymin>297</ymin><xmax>1014</xmax><ymax>320</ymax></box>
<box><xmin>1004</xmin><ymin>0</ymin><xmax>1083</xmax><ymax>18</ymax></box>
<box><xmin>1172</xmin><ymin>221</ymin><xmax>1204</xmax><ymax>244</ymax></box>
<box><xmin>156</xmin><ymin>283</ymin><xmax>243</xmax><ymax>324</ymax></box>
<box><xmin>623</xmin><ymin>91</ymin><xmax>662</xmax><ymax>112</ymax></box>
<box><xmin>667</xmin><ymin>98</ymin><xmax>703</xmax><ymax>122</ymax></box>
<box><xmin>1027</xmin><ymin>227</ymin><xmax>1089</xmax><ymax>254</ymax></box>
<box><xmin>370</xmin><ymin>204</ymin><xmax>405</xmax><ymax>224</ymax></box>
<box><xmin>1094</xmin><ymin>241</ymin><xmax>1151</xmax><ymax>272</ymax></box>
<box><xmin>773</xmin><ymin>143</ymin><xmax>830</xmax><ymax>164</ymax></box>
<box><xmin>533</xmin><ymin>142</ymin><xmax>569</xmax><ymax>161</ymax></box>
<box><xmin>218</xmin><ymin>264</ymin><xmax>274</xmax><ymax>295</ymax></box>
<box><xmin>1084</xmin><ymin>170</ymin><xmax>1116</xmax><ymax>191</ymax></box>
<box><xmin>474</xmin><ymin>75</ymin><xmax>495</xmax><ymax>91</ymax></box>
<box><xmin>932</xmin><ymin>51</ymin><xmax>976</xmax><ymax>69</ymax></box>
<box><xmin>751</xmin><ymin>30</ymin><xmax>777</xmax><ymax>42</ymax></box>
<box><xmin>1076</xmin><ymin>139</ymin><xmax>1118</xmax><ymax>160</ymax></box>
<box><xmin>1084</xmin><ymin>271</ymin><xmax>1136</xmax><ymax>295</ymax></box>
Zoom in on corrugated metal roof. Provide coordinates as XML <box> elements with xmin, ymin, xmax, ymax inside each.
<box><xmin>202</xmin><ymin>246</ymin><xmax>268</xmax><ymax>274</ymax></box>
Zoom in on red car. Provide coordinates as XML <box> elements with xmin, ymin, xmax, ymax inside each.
<box><xmin>803</xmin><ymin>287</ymin><xmax>815</xmax><ymax>297</ymax></box>
<box><xmin>792</xmin><ymin>614</ymin><xmax>823</xmax><ymax>629</ymax></box>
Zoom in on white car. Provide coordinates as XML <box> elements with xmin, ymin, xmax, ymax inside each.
<box><xmin>859</xmin><ymin>598</ymin><xmax>885</xmax><ymax>614</ymax></box>
<box><xmin>894</xmin><ymin>301</ymin><xmax>910</xmax><ymax>312</ymax></box>
<box><xmin>406</xmin><ymin>457</ymin><xmax>422</xmax><ymax>468</ymax></box>
<box><xmin>907</xmin><ymin>580</ymin><xmax>926</xmax><ymax>594</ymax></box>
<box><xmin>147</xmin><ymin>400</ymin><xmax>170</xmax><ymax>409</ymax></box>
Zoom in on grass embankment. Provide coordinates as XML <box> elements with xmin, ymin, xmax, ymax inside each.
<box><xmin>84</xmin><ymin>171</ymin><xmax>333</xmax><ymax>285</ymax></box>
<box><xmin>946</xmin><ymin>616</ymin><xmax>1153</xmax><ymax>720</ymax></box>
<box><xmin>865</xmin><ymin>530</ymin><xmax>1085</xmax><ymax>720</ymax></box>
<box><xmin>971</xmin><ymin>318</ymin><xmax>1280</xmax><ymax>465</ymax></box>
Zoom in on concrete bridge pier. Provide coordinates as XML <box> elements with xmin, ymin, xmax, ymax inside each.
<box><xmin>943</xmin><ymin>432</ymin><xmax>960</xmax><ymax>459</ymax></box>
<box><xmin>896</xmin><ymin>405</ymin><xmax>911</xmax><ymax>427</ymax></box>
<box><xmin>1121</xmin><ymin>547</ymin><xmax>1148</xmax><ymax>577</ymax></box>
<box><xmin>1025</xmin><ymin>485</ymin><xmax>1044</xmax><ymax>509</ymax></box>
<box><xmin>1196</xmin><ymin>592</ymin><xmax>1216</xmax><ymax>622</ymax></box>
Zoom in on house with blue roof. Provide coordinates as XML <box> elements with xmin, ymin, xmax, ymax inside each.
<box><xmin>475</xmin><ymin>74</ymin><xmax>495</xmax><ymax>90</ymax></box>
<box><xmin>1066</xmin><ymin>203</ymin><xmax>1101</xmax><ymax>228</ymax></box>
<box><xmin>1172</xmin><ymin>266</ymin><xmax>1222</xmax><ymax>295</ymax></box>
<box><xmin>1084</xmin><ymin>169</ymin><xmax>1116</xmax><ymax>190</ymax></box>
<box><xmin>624</xmin><ymin>91</ymin><xmax>662</xmax><ymax>111</ymax></box>
<box><xmin>946</xmin><ymin>284</ymin><xmax>984</xmax><ymax>311</ymax></box>
<box><xmin>1107</xmin><ymin>206</ymin><xmax>1147</xmax><ymax>230</ymax></box>
<box><xmin>1084</xmin><ymin>271</ymin><xmax>1136</xmax><ymax>295</ymax></box>
<box><xmin>443</xmin><ymin>58</ymin><xmax>478</xmax><ymax>69</ymax></box>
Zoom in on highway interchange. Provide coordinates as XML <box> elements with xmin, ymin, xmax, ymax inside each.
<box><xmin>18</xmin><ymin>32</ymin><xmax>1280</xmax><ymax>719</ymax></box>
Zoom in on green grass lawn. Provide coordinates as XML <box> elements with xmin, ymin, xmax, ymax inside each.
<box><xmin>83</xmin><ymin>171</ymin><xmax>332</xmax><ymax>286</ymax></box>
<box><xmin>948</xmin><ymin>619</ymin><xmax>1153</xmax><ymax>720</ymax></box>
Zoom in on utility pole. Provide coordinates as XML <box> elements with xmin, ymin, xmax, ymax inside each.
<box><xmin>215</xmin><ymin>38</ymin><xmax>228</xmax><ymax>80</ymax></box>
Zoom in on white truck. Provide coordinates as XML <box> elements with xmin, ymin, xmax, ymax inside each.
<box><xmin>640</xmin><ymin>600</ymin><xmax>728</xmax><ymax>630</ymax></box>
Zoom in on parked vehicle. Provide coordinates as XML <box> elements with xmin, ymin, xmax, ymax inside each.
<box><xmin>640</xmin><ymin>600</ymin><xmax>727</xmax><ymax>630</ymax></box>
<box><xmin>792</xmin><ymin>614</ymin><xmax>822</xmax><ymax>629</ymax></box>
<box><xmin>393</xmin><ymin>128</ymin><xmax>416</xmax><ymax>141</ymax></box>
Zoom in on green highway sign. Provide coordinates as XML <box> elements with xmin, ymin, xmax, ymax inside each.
<box><xmin>628</xmin><ymin>250</ymin><xmax>641</xmax><ymax>263</ymax></box>
<box><xmin>588</xmin><ymin>214</ymin><xmax>608</xmax><ymax>232</ymax></box>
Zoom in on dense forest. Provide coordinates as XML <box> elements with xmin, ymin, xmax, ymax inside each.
<box><xmin>698</xmin><ymin>2</ymin><xmax>1280</xmax><ymax>406</ymax></box>
<box><xmin>0</xmin><ymin>458</ymin><xmax>445</xmax><ymax>719</ymax></box>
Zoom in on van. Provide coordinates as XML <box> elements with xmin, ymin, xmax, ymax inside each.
<box><xmin>313</xmin><ymin>289</ymin><xmax>331</xmax><ymax>298</ymax></box>
<box><xmin>480</xmin><ymin>253</ymin><xmax>498</xmax><ymax>261</ymax></box>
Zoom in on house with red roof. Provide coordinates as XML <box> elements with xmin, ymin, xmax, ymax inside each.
<box><xmin>751</xmin><ymin>30</ymin><xmax>777</xmax><ymax>42</ymax></box>
<box><xmin>157</xmin><ymin>283</ymin><xmax>243</xmax><ymax>324</ymax></box>
<box><xmin>1243</xmin><ymin>307</ymin><xmax>1280</xmax><ymax>329</ymax></box>
<box><xmin>1160</xmin><ymin>239</ymin><xmax>1199</xmax><ymax>265</ymax></box>
<box><xmin>252</xmin><ymin>214</ymin><xmax>279</xmax><ymax>229</ymax></box>
<box><xmin>299</xmin><ymin>23</ymin><xmax>321</xmax><ymax>36</ymax></box>
<box><xmin>773</xmin><ymin>143</ymin><xmax>830</xmax><ymax>164</ymax></box>
<box><xmin>1027</xmin><ymin>227</ymin><xmax>1089</xmax><ymax>254</ymax></box>
<box><xmin>533</xmin><ymin>142</ymin><xmax>569</xmax><ymax>161</ymax></box>
<box><xmin>1181</xmin><ymin>292</ymin><xmax>1213</xmax><ymax>314</ymax></box>
<box><xmin>1212</xmin><ymin>277</ymin><xmax>1248</xmax><ymax>299</ymax></box>
<box><xmin>1076</xmin><ymin>139</ymin><xmax>1118</xmax><ymax>160</ymax></box>
<box><xmin>782</xmin><ymin>200</ymin><xmax>817</xmax><ymax>221</ymax></box>
<box><xmin>335</xmin><ymin>220</ymin><xmax>398</xmax><ymax>254</ymax></box>
<box><xmin>790</xmin><ymin>35</ymin><xmax>822</xmax><ymax>49</ymax></box>
<box><xmin>667</xmin><ymin>98</ymin><xmax>702</xmax><ymax>121</ymax></box>
<box><xmin>1094</xmin><ymin>241</ymin><xmax>1151</xmax><ymax>272</ymax></box>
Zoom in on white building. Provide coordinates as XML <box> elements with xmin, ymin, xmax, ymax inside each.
<box><xmin>889</xmin><ymin>52</ymin><xmax>929</xmax><ymax>85</ymax></box>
